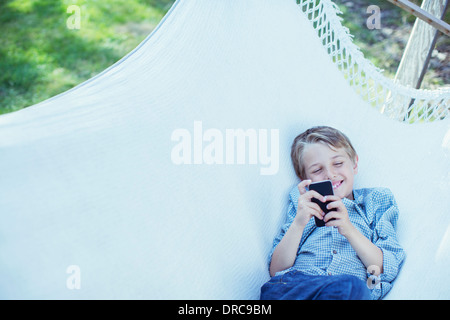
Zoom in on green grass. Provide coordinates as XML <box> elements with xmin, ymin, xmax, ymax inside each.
<box><xmin>0</xmin><ymin>0</ymin><xmax>174</xmax><ymax>115</ymax></box>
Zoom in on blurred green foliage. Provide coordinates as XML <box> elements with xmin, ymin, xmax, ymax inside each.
<box><xmin>0</xmin><ymin>0</ymin><xmax>175</xmax><ymax>114</ymax></box>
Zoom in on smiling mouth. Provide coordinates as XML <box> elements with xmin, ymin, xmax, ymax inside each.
<box><xmin>332</xmin><ymin>180</ymin><xmax>343</xmax><ymax>189</ymax></box>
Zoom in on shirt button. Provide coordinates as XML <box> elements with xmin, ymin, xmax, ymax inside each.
<box><xmin>332</xmin><ymin>250</ymin><xmax>338</xmax><ymax>254</ymax></box>
<box><xmin>327</xmin><ymin>272</ymin><xmax>332</xmax><ymax>276</ymax></box>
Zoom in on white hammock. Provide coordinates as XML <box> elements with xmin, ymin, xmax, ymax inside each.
<box><xmin>298</xmin><ymin>0</ymin><xmax>450</xmax><ymax>123</ymax></box>
<box><xmin>0</xmin><ymin>0</ymin><xmax>449</xmax><ymax>299</ymax></box>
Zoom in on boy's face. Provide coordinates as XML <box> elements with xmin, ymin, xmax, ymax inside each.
<box><xmin>302</xmin><ymin>143</ymin><xmax>358</xmax><ymax>200</ymax></box>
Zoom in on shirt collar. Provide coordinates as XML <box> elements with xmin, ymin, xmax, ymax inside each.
<box><xmin>342</xmin><ymin>189</ymin><xmax>365</xmax><ymax>206</ymax></box>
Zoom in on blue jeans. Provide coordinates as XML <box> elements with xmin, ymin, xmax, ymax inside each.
<box><xmin>260</xmin><ymin>270</ymin><xmax>372</xmax><ymax>300</ymax></box>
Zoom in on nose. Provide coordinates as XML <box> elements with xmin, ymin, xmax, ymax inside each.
<box><xmin>324</xmin><ymin>167</ymin><xmax>337</xmax><ymax>180</ymax></box>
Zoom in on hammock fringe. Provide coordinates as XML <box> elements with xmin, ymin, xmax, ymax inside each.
<box><xmin>297</xmin><ymin>0</ymin><xmax>450</xmax><ymax>123</ymax></box>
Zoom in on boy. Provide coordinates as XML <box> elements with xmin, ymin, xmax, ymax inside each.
<box><xmin>260</xmin><ymin>126</ymin><xmax>405</xmax><ymax>300</ymax></box>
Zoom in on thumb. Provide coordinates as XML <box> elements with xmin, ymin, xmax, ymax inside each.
<box><xmin>297</xmin><ymin>179</ymin><xmax>312</xmax><ymax>195</ymax></box>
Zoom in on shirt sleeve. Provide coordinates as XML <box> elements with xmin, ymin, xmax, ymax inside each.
<box><xmin>369</xmin><ymin>188</ymin><xmax>406</xmax><ymax>300</ymax></box>
<box><xmin>267</xmin><ymin>189</ymin><xmax>298</xmax><ymax>272</ymax></box>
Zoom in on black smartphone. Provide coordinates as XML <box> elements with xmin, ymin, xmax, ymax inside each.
<box><xmin>308</xmin><ymin>180</ymin><xmax>334</xmax><ymax>227</ymax></box>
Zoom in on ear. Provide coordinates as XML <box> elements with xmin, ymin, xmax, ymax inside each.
<box><xmin>353</xmin><ymin>154</ymin><xmax>359</xmax><ymax>174</ymax></box>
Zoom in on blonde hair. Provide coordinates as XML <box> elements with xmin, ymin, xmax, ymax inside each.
<box><xmin>291</xmin><ymin>126</ymin><xmax>357</xmax><ymax>180</ymax></box>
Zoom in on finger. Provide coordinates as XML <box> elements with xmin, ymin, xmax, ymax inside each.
<box><xmin>298</xmin><ymin>201</ymin><xmax>324</xmax><ymax>221</ymax></box>
<box><xmin>326</xmin><ymin>200</ymin><xmax>344</xmax><ymax>211</ymax></box>
<box><xmin>297</xmin><ymin>179</ymin><xmax>312</xmax><ymax>195</ymax></box>
<box><xmin>309</xmin><ymin>207</ymin><xmax>325</xmax><ymax>221</ymax></box>
<box><xmin>323</xmin><ymin>210</ymin><xmax>339</xmax><ymax>223</ymax></box>
<box><xmin>325</xmin><ymin>219</ymin><xmax>339</xmax><ymax>227</ymax></box>
<box><xmin>304</xmin><ymin>201</ymin><xmax>324</xmax><ymax>217</ymax></box>
<box><xmin>304</xmin><ymin>190</ymin><xmax>327</xmax><ymax>203</ymax></box>
<box><xmin>324</xmin><ymin>195</ymin><xmax>340</xmax><ymax>202</ymax></box>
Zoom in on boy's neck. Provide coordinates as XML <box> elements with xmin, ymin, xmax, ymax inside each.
<box><xmin>346</xmin><ymin>190</ymin><xmax>355</xmax><ymax>201</ymax></box>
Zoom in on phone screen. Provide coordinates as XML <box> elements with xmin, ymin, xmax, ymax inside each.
<box><xmin>308</xmin><ymin>180</ymin><xmax>334</xmax><ymax>227</ymax></box>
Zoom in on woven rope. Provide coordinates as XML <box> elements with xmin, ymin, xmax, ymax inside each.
<box><xmin>297</xmin><ymin>0</ymin><xmax>450</xmax><ymax>123</ymax></box>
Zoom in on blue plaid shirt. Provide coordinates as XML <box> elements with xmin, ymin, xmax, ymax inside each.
<box><xmin>269</xmin><ymin>186</ymin><xmax>406</xmax><ymax>300</ymax></box>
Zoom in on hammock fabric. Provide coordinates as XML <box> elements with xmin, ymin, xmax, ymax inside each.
<box><xmin>0</xmin><ymin>0</ymin><xmax>449</xmax><ymax>299</ymax></box>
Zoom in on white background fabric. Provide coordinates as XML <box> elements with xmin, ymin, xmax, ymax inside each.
<box><xmin>0</xmin><ymin>0</ymin><xmax>449</xmax><ymax>299</ymax></box>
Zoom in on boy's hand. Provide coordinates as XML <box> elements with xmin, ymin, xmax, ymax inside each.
<box><xmin>323</xmin><ymin>195</ymin><xmax>356</xmax><ymax>237</ymax></box>
<box><xmin>295</xmin><ymin>180</ymin><xmax>327</xmax><ymax>228</ymax></box>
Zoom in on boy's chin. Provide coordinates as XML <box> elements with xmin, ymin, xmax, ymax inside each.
<box><xmin>328</xmin><ymin>179</ymin><xmax>354</xmax><ymax>199</ymax></box>
<box><xmin>334</xmin><ymin>186</ymin><xmax>353</xmax><ymax>200</ymax></box>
